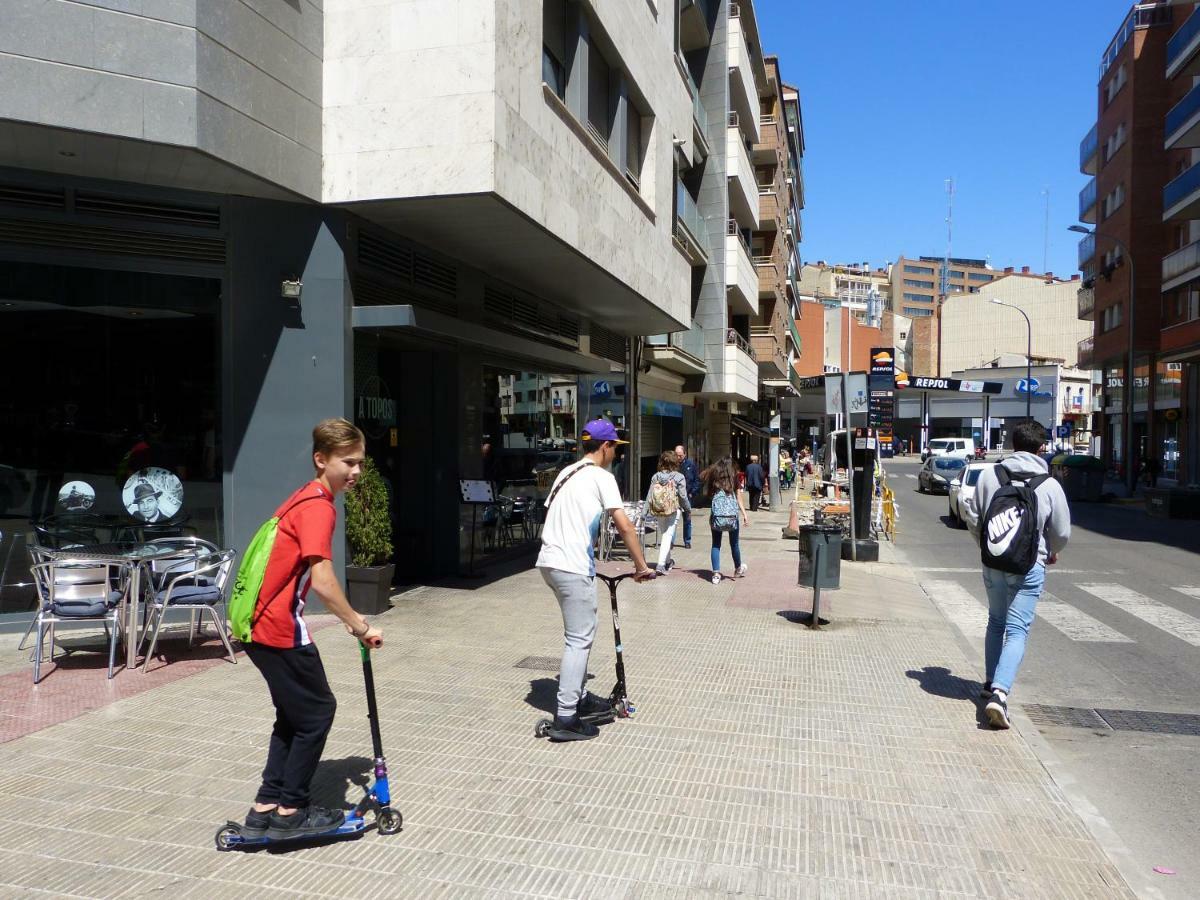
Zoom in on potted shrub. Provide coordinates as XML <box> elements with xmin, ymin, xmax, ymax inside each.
<box><xmin>344</xmin><ymin>456</ymin><xmax>395</xmax><ymax>615</ymax></box>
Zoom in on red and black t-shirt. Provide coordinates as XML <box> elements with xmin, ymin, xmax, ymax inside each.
<box><xmin>251</xmin><ymin>481</ymin><xmax>336</xmax><ymax>649</ymax></box>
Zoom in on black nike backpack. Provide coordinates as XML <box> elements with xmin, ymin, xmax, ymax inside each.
<box><xmin>979</xmin><ymin>465</ymin><xmax>1049</xmax><ymax>575</ymax></box>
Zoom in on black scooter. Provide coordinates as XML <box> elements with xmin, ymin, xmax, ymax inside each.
<box><xmin>535</xmin><ymin>571</ymin><xmax>642</xmax><ymax>738</ymax></box>
<box><xmin>215</xmin><ymin>642</ymin><xmax>402</xmax><ymax>850</ymax></box>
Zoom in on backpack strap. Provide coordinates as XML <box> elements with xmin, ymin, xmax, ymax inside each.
<box><xmin>248</xmin><ymin>492</ymin><xmax>327</xmax><ymax>635</ymax></box>
<box><xmin>546</xmin><ymin>460</ymin><xmax>594</xmax><ymax>507</ymax></box>
<box><xmin>994</xmin><ymin>464</ymin><xmax>1010</xmax><ymax>486</ymax></box>
<box><xmin>1027</xmin><ymin>474</ymin><xmax>1050</xmax><ymax>491</ymax></box>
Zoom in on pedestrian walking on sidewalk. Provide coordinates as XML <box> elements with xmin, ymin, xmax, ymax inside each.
<box><xmin>645</xmin><ymin>450</ymin><xmax>691</xmax><ymax>575</ymax></box>
<box><xmin>745</xmin><ymin>455</ymin><xmax>765</xmax><ymax>511</ymax></box>
<box><xmin>537</xmin><ymin>419</ymin><xmax>654</xmax><ymax>742</ymax></box>
<box><xmin>702</xmin><ymin>457</ymin><xmax>749</xmax><ymax>585</ymax></box>
<box><xmin>972</xmin><ymin>420</ymin><xmax>1071</xmax><ymax>730</ymax></box>
<box><xmin>240</xmin><ymin>419</ymin><xmax>384</xmax><ymax>841</ymax></box>
<box><xmin>675</xmin><ymin>444</ymin><xmax>700</xmax><ymax>549</ymax></box>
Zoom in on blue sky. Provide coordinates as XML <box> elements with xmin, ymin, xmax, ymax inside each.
<box><xmin>755</xmin><ymin>0</ymin><xmax>1135</xmax><ymax>277</ymax></box>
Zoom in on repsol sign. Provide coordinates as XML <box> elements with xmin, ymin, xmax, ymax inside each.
<box><xmin>912</xmin><ymin>377</ymin><xmax>954</xmax><ymax>390</ymax></box>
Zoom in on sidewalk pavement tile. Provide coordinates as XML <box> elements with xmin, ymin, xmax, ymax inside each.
<box><xmin>0</xmin><ymin>508</ymin><xmax>1132</xmax><ymax>898</ymax></box>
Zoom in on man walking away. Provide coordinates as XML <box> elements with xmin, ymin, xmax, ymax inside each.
<box><xmin>538</xmin><ymin>420</ymin><xmax>654</xmax><ymax>742</ymax></box>
<box><xmin>972</xmin><ymin>420</ymin><xmax>1070</xmax><ymax>730</ymax></box>
<box><xmin>675</xmin><ymin>444</ymin><xmax>700</xmax><ymax>549</ymax></box>
<box><xmin>745</xmin><ymin>455</ymin><xmax>765</xmax><ymax>512</ymax></box>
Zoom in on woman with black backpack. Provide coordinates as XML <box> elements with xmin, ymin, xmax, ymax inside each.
<box><xmin>701</xmin><ymin>457</ymin><xmax>749</xmax><ymax>585</ymax></box>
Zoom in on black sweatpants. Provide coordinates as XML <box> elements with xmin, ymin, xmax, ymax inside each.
<box><xmin>245</xmin><ymin>642</ymin><xmax>337</xmax><ymax>808</ymax></box>
<box><xmin>748</xmin><ymin>487</ymin><xmax>762</xmax><ymax>511</ymax></box>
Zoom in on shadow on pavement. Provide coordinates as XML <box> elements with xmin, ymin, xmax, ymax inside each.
<box><xmin>1068</xmin><ymin>500</ymin><xmax>1200</xmax><ymax>556</ymax></box>
<box><xmin>776</xmin><ymin>610</ymin><xmax>829</xmax><ymax>628</ymax></box>
<box><xmin>906</xmin><ymin>666</ymin><xmax>995</xmax><ymax>730</ymax></box>
<box><xmin>311</xmin><ymin>755</ymin><xmax>375</xmax><ymax>808</ymax></box>
<box><xmin>524</xmin><ymin>674</ymin><xmax>596</xmax><ymax>713</ymax></box>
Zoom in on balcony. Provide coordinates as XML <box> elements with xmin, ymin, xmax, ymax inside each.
<box><xmin>754</xmin><ymin>255</ymin><xmax>780</xmax><ymax>298</ymax></box>
<box><xmin>646</xmin><ymin>331</ymin><xmax>707</xmax><ymax>376</ymax></box>
<box><xmin>758</xmin><ymin>184</ymin><xmax>781</xmax><ymax>228</ymax></box>
<box><xmin>787</xmin><ymin>311</ymin><xmax>802</xmax><ymax>355</ymax></box>
<box><xmin>723</xmin><ymin>331</ymin><xmax>759</xmax><ymax>402</ymax></box>
<box><xmin>1078</xmin><ymin>232</ymin><xmax>1096</xmax><ymax>267</ymax></box>
<box><xmin>1078</xmin><ymin>176</ymin><xmax>1098</xmax><ymax>224</ymax></box>
<box><xmin>753</xmin><ymin>114</ymin><xmax>781</xmax><ymax>163</ymax></box>
<box><xmin>682</xmin><ymin>64</ymin><xmax>710</xmax><ymax>160</ymax></box>
<box><xmin>673</xmin><ymin>182</ymin><xmax>708</xmax><ymax>266</ymax></box>
<box><xmin>1077</xmin><ymin>335</ymin><xmax>1095</xmax><ymax>370</ymax></box>
<box><xmin>1162</xmin><ymin>239</ymin><xmax>1200</xmax><ymax>291</ymax></box>
<box><xmin>1166</xmin><ymin>81</ymin><xmax>1200</xmax><ymax>150</ymax></box>
<box><xmin>726</xmin><ymin>116</ymin><xmax>760</xmax><ymax>228</ymax></box>
<box><xmin>750</xmin><ymin>318</ymin><xmax>788</xmax><ymax>379</ymax></box>
<box><xmin>1167</xmin><ymin>4</ymin><xmax>1200</xmax><ymax>80</ymax></box>
<box><xmin>1080</xmin><ymin>123</ymin><xmax>1099</xmax><ymax>175</ymax></box>
<box><xmin>1077</xmin><ymin>286</ymin><xmax>1094</xmax><ymax>321</ymax></box>
<box><xmin>1164</xmin><ymin>161</ymin><xmax>1200</xmax><ymax>221</ymax></box>
<box><xmin>726</xmin><ymin>222</ymin><xmax>759</xmax><ymax>316</ymax></box>
<box><xmin>679</xmin><ymin>0</ymin><xmax>711</xmax><ymax>53</ymax></box>
<box><xmin>727</xmin><ymin>5</ymin><xmax>760</xmax><ymax>145</ymax></box>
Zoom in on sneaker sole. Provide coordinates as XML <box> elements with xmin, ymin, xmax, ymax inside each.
<box><xmin>547</xmin><ymin>728</ymin><xmax>599</xmax><ymax>742</ymax></box>
<box><xmin>265</xmin><ymin>818</ymin><xmax>346</xmax><ymax>840</ymax></box>
<box><xmin>241</xmin><ymin>823</ymin><xmax>269</xmax><ymax>840</ymax></box>
<box><xmin>984</xmin><ymin>703</ymin><xmax>1011</xmax><ymax>730</ymax></box>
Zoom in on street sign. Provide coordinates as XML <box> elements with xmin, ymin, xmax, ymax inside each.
<box><xmin>1056</xmin><ymin>423</ymin><xmax>1073</xmax><ymax>438</ymax></box>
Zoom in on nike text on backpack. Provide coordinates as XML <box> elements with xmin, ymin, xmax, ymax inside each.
<box><xmin>228</xmin><ymin>495</ymin><xmax>322</xmax><ymax>644</ymax></box>
<box><xmin>647</xmin><ymin>475</ymin><xmax>679</xmax><ymax>517</ymax></box>
<box><xmin>979</xmin><ymin>465</ymin><xmax>1048</xmax><ymax>575</ymax></box>
<box><xmin>710</xmin><ymin>490</ymin><xmax>739</xmax><ymax>532</ymax></box>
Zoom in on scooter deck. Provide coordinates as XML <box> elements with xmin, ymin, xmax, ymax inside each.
<box><xmin>216</xmin><ymin>815</ymin><xmax>367</xmax><ymax>851</ymax></box>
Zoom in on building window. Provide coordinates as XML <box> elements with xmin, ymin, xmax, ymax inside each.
<box><xmin>542</xmin><ymin>0</ymin><xmax>568</xmax><ymax>99</ymax></box>
<box><xmin>587</xmin><ymin>37</ymin><xmax>614</xmax><ymax>148</ymax></box>
<box><xmin>903</xmin><ymin>292</ymin><xmax>933</xmax><ymax>304</ymax></box>
<box><xmin>1104</xmin><ymin>123</ymin><xmax>1126</xmax><ymax>162</ymax></box>
<box><xmin>968</xmin><ymin>272</ymin><xmax>992</xmax><ymax>282</ymax></box>
<box><xmin>904</xmin><ymin>279</ymin><xmax>934</xmax><ymax>289</ymax></box>
<box><xmin>1102</xmin><ymin>183</ymin><xmax>1125</xmax><ymax>220</ymax></box>
<box><xmin>1102</xmin><ymin>303</ymin><xmax>1123</xmax><ymax>332</ymax></box>
<box><xmin>1104</xmin><ymin>64</ymin><xmax>1126</xmax><ymax>108</ymax></box>
<box><xmin>902</xmin><ymin>306</ymin><xmax>933</xmax><ymax>317</ymax></box>
<box><xmin>949</xmin><ymin>270</ymin><xmax>964</xmax><ymax>279</ymax></box>
<box><xmin>626</xmin><ymin>100</ymin><xmax>644</xmax><ymax>187</ymax></box>
<box><xmin>903</xmin><ymin>264</ymin><xmax>934</xmax><ymax>275</ymax></box>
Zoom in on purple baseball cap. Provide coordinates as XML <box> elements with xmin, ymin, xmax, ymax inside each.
<box><xmin>580</xmin><ymin>419</ymin><xmax>627</xmax><ymax>444</ymax></box>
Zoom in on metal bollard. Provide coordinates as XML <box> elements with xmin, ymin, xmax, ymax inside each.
<box><xmin>809</xmin><ymin>543</ymin><xmax>822</xmax><ymax>630</ymax></box>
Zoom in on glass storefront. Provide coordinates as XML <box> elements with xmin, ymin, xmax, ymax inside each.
<box><xmin>0</xmin><ymin>260</ymin><xmax>222</xmax><ymax>611</ymax></box>
<box><xmin>1132</xmin><ymin>358</ymin><xmax>1151</xmax><ymax>408</ymax></box>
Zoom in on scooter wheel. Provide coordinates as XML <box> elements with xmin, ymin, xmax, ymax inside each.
<box><xmin>214</xmin><ymin>824</ymin><xmax>239</xmax><ymax>851</ymax></box>
<box><xmin>534</xmin><ymin>718</ymin><xmax>552</xmax><ymax>738</ymax></box>
<box><xmin>614</xmin><ymin>699</ymin><xmax>631</xmax><ymax>718</ymax></box>
<box><xmin>377</xmin><ymin>807</ymin><xmax>403</xmax><ymax>835</ymax></box>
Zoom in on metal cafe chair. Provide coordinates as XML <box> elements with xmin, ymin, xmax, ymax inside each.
<box><xmin>15</xmin><ymin>543</ymin><xmax>55</xmax><ymax>653</ymax></box>
<box><xmin>28</xmin><ymin>558</ymin><xmax>129</xmax><ymax>683</ymax></box>
<box><xmin>141</xmin><ymin>549</ymin><xmax>237</xmax><ymax>673</ymax></box>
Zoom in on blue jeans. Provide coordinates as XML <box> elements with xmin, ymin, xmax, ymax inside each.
<box><xmin>983</xmin><ymin>564</ymin><xmax>1046</xmax><ymax>694</ymax></box>
<box><xmin>682</xmin><ymin>507</ymin><xmax>693</xmax><ymax>544</ymax></box>
<box><xmin>710</xmin><ymin>527</ymin><xmax>742</xmax><ymax>574</ymax></box>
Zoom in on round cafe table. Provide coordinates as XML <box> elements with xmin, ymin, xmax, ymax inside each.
<box><xmin>44</xmin><ymin>542</ymin><xmax>190</xmax><ymax>673</ymax></box>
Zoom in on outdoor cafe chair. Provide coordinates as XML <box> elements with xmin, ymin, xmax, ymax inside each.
<box><xmin>28</xmin><ymin>557</ymin><xmax>129</xmax><ymax>683</ymax></box>
<box><xmin>16</xmin><ymin>543</ymin><xmax>55</xmax><ymax>653</ymax></box>
<box><xmin>141</xmin><ymin>548</ymin><xmax>237</xmax><ymax>673</ymax></box>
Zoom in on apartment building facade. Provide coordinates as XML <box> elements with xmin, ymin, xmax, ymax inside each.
<box><xmin>889</xmin><ymin>255</ymin><xmax>1003</xmax><ymax>318</ymax></box>
<box><xmin>0</xmin><ymin>0</ymin><xmax>705</xmax><ymax>584</ymax></box>
<box><xmin>1076</xmin><ymin>0</ymin><xmax>1196</xmax><ymax>487</ymax></box>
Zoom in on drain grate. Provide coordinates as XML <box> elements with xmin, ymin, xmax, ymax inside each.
<box><xmin>514</xmin><ymin>655</ymin><xmax>560</xmax><ymax>671</ymax></box>
<box><xmin>1024</xmin><ymin>704</ymin><xmax>1200</xmax><ymax>736</ymax></box>
<box><xmin>1024</xmin><ymin>705</ymin><xmax>1110</xmax><ymax>730</ymax></box>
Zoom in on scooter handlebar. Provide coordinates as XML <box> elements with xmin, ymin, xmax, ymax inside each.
<box><xmin>595</xmin><ymin>571</ymin><xmax>654</xmax><ymax>591</ymax></box>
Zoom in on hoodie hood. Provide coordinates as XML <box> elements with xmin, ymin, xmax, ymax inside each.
<box><xmin>1001</xmin><ymin>451</ymin><xmax>1049</xmax><ymax>479</ymax></box>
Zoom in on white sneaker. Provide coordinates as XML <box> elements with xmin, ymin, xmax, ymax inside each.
<box><xmin>736</xmin><ymin>563</ymin><xmax>748</xmax><ymax>577</ymax></box>
<box><xmin>711</xmin><ymin>573</ymin><xmax>721</xmax><ymax>585</ymax></box>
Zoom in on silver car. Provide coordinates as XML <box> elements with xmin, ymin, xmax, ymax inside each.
<box><xmin>948</xmin><ymin>462</ymin><xmax>990</xmax><ymax>529</ymax></box>
<box><xmin>918</xmin><ymin>456</ymin><xmax>966</xmax><ymax>494</ymax></box>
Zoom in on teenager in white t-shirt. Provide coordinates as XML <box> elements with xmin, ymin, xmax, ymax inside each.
<box><xmin>536</xmin><ymin>419</ymin><xmax>653</xmax><ymax>742</ymax></box>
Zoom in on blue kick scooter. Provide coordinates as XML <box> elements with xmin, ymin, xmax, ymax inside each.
<box><xmin>215</xmin><ymin>641</ymin><xmax>402</xmax><ymax>850</ymax></box>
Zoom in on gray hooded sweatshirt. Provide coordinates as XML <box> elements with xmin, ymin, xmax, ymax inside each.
<box><xmin>971</xmin><ymin>452</ymin><xmax>1071</xmax><ymax>567</ymax></box>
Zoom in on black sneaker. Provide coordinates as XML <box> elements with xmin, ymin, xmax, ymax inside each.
<box><xmin>548</xmin><ymin>714</ymin><xmax>600</xmax><ymax>742</ymax></box>
<box><xmin>577</xmin><ymin>691</ymin><xmax>614</xmax><ymax>720</ymax></box>
<box><xmin>979</xmin><ymin>681</ymin><xmax>993</xmax><ymax>699</ymax></box>
<box><xmin>683</xmin><ymin>542</ymin><xmax>692</xmax><ymax>549</ymax></box>
<box><xmin>265</xmin><ymin>805</ymin><xmax>346</xmax><ymax>840</ymax></box>
<box><xmin>984</xmin><ymin>691</ymin><xmax>1011</xmax><ymax>730</ymax></box>
<box><xmin>242</xmin><ymin>807</ymin><xmax>273</xmax><ymax>839</ymax></box>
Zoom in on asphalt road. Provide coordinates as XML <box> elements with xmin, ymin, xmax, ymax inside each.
<box><xmin>886</xmin><ymin>455</ymin><xmax>1200</xmax><ymax>900</ymax></box>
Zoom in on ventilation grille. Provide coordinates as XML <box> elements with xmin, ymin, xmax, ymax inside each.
<box><xmin>0</xmin><ymin>184</ymin><xmax>66</xmax><ymax>212</ymax></box>
<box><xmin>589</xmin><ymin>324</ymin><xmax>628</xmax><ymax>364</ymax></box>
<box><xmin>353</xmin><ymin>273</ymin><xmax>458</xmax><ymax>317</ymax></box>
<box><xmin>0</xmin><ymin>217</ymin><xmax>225</xmax><ymax>264</ymax></box>
<box><xmin>358</xmin><ymin>231</ymin><xmax>414</xmax><ymax>282</ymax></box>
<box><xmin>483</xmin><ymin>284</ymin><xmax>580</xmax><ymax>348</ymax></box>
<box><xmin>355</xmin><ymin>229</ymin><xmax>459</xmax><ymax>316</ymax></box>
<box><xmin>74</xmin><ymin>192</ymin><xmax>220</xmax><ymax>229</ymax></box>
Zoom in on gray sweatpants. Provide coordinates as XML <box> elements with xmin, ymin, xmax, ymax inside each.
<box><xmin>540</xmin><ymin>567</ymin><xmax>597</xmax><ymax>719</ymax></box>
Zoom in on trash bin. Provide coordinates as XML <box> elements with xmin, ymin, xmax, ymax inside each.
<box><xmin>1057</xmin><ymin>455</ymin><xmax>1104</xmax><ymax>502</ymax></box>
<box><xmin>797</xmin><ymin>524</ymin><xmax>842</xmax><ymax>590</ymax></box>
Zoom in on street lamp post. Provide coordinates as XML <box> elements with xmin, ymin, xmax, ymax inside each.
<box><xmin>990</xmin><ymin>299</ymin><xmax>1033</xmax><ymax>422</ymax></box>
<box><xmin>1068</xmin><ymin>225</ymin><xmax>1135</xmax><ymax>495</ymax></box>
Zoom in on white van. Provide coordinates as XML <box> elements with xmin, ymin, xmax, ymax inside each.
<box><xmin>921</xmin><ymin>437</ymin><xmax>975</xmax><ymax>462</ymax></box>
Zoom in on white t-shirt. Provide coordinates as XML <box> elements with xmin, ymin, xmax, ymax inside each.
<box><xmin>536</xmin><ymin>460</ymin><xmax>624</xmax><ymax>577</ymax></box>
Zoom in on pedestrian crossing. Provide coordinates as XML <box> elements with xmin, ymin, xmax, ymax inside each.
<box><xmin>921</xmin><ymin>577</ymin><xmax>1200</xmax><ymax>649</ymax></box>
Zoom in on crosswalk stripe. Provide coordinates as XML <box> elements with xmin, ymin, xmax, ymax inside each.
<box><xmin>1036</xmin><ymin>592</ymin><xmax>1133</xmax><ymax>643</ymax></box>
<box><xmin>1173</xmin><ymin>586</ymin><xmax>1200</xmax><ymax>601</ymax></box>
<box><xmin>1078</xmin><ymin>584</ymin><xmax>1200</xmax><ymax>647</ymax></box>
<box><xmin>922</xmin><ymin>580</ymin><xmax>987</xmax><ymax>638</ymax></box>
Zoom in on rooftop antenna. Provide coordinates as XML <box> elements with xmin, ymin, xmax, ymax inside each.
<box><xmin>1041</xmin><ymin>186</ymin><xmax>1050</xmax><ymax>273</ymax></box>
<box><xmin>940</xmin><ymin>178</ymin><xmax>955</xmax><ymax>301</ymax></box>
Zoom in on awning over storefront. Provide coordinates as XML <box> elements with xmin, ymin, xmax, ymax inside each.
<box><xmin>352</xmin><ymin>304</ymin><xmax>611</xmax><ymax>374</ymax></box>
<box><xmin>731</xmin><ymin>416</ymin><xmax>770</xmax><ymax>438</ymax></box>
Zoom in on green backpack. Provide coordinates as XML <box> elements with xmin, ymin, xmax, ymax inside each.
<box><xmin>228</xmin><ymin>495</ymin><xmax>321</xmax><ymax>644</ymax></box>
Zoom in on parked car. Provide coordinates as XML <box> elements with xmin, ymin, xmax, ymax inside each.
<box><xmin>948</xmin><ymin>462</ymin><xmax>990</xmax><ymax>529</ymax></box>
<box><xmin>921</xmin><ymin>437</ymin><xmax>976</xmax><ymax>463</ymax></box>
<box><xmin>532</xmin><ymin>450</ymin><xmax>575</xmax><ymax>475</ymax></box>
<box><xmin>919</xmin><ymin>456</ymin><xmax>967</xmax><ymax>494</ymax></box>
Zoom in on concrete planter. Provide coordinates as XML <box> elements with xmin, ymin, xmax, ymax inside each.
<box><xmin>345</xmin><ymin>564</ymin><xmax>395</xmax><ymax>615</ymax></box>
